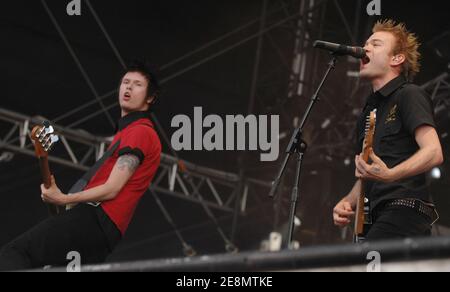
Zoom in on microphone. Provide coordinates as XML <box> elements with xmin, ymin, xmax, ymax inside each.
<box><xmin>313</xmin><ymin>40</ymin><xmax>367</xmax><ymax>59</ymax></box>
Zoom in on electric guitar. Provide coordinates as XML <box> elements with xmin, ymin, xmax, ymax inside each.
<box><xmin>354</xmin><ymin>110</ymin><xmax>376</xmax><ymax>243</ymax></box>
<box><xmin>31</xmin><ymin>121</ymin><xmax>61</xmax><ymax>216</ymax></box>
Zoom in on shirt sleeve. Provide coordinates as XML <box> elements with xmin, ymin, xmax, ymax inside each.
<box><xmin>398</xmin><ymin>85</ymin><xmax>436</xmax><ymax>135</ymax></box>
<box><xmin>118</xmin><ymin>126</ymin><xmax>153</xmax><ymax>164</ymax></box>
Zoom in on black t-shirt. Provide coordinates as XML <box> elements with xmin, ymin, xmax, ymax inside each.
<box><xmin>356</xmin><ymin>75</ymin><xmax>437</xmax><ymax>210</ymax></box>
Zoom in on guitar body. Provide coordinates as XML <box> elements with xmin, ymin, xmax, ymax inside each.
<box><xmin>354</xmin><ymin>110</ymin><xmax>377</xmax><ymax>243</ymax></box>
<box><xmin>31</xmin><ymin>122</ymin><xmax>61</xmax><ymax>216</ymax></box>
<box><xmin>354</xmin><ymin>195</ymin><xmax>371</xmax><ymax>243</ymax></box>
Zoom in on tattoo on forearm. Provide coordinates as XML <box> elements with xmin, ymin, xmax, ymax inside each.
<box><xmin>117</xmin><ymin>154</ymin><xmax>140</xmax><ymax>172</ymax></box>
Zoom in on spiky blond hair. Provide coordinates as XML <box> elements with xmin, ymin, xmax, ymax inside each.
<box><xmin>373</xmin><ymin>19</ymin><xmax>421</xmax><ymax>81</ymax></box>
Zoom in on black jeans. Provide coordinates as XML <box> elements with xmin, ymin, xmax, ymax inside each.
<box><xmin>0</xmin><ymin>204</ymin><xmax>121</xmax><ymax>271</ymax></box>
<box><xmin>365</xmin><ymin>204</ymin><xmax>433</xmax><ymax>241</ymax></box>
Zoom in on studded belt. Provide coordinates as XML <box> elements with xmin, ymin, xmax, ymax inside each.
<box><xmin>386</xmin><ymin>198</ymin><xmax>439</xmax><ymax>225</ymax></box>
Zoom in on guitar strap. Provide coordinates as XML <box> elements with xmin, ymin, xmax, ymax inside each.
<box><xmin>67</xmin><ymin>139</ymin><xmax>121</xmax><ymax>207</ymax></box>
<box><xmin>66</xmin><ymin>122</ymin><xmax>154</xmax><ymax>209</ymax></box>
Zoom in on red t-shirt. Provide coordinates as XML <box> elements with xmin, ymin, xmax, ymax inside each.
<box><xmin>83</xmin><ymin>111</ymin><xmax>161</xmax><ymax>235</ymax></box>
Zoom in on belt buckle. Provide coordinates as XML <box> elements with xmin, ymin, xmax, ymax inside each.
<box><xmin>416</xmin><ymin>199</ymin><xmax>439</xmax><ymax>225</ymax></box>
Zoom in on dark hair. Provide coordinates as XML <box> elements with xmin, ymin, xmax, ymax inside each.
<box><xmin>122</xmin><ymin>60</ymin><xmax>162</xmax><ymax>105</ymax></box>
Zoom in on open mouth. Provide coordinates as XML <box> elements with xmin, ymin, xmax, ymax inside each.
<box><xmin>123</xmin><ymin>92</ymin><xmax>131</xmax><ymax>99</ymax></box>
<box><xmin>362</xmin><ymin>55</ymin><xmax>370</xmax><ymax>65</ymax></box>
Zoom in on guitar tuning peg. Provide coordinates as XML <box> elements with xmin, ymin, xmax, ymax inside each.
<box><xmin>37</xmin><ymin>127</ymin><xmax>44</xmax><ymax>138</ymax></box>
<box><xmin>47</xmin><ymin>143</ymin><xmax>56</xmax><ymax>152</ymax></box>
<box><xmin>50</xmin><ymin>135</ymin><xmax>59</xmax><ymax>143</ymax></box>
<box><xmin>42</xmin><ymin>138</ymin><xmax>50</xmax><ymax>148</ymax></box>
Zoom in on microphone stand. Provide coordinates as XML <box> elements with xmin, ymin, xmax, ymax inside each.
<box><xmin>269</xmin><ymin>53</ymin><xmax>339</xmax><ymax>249</ymax></box>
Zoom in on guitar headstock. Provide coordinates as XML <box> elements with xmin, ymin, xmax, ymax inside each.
<box><xmin>362</xmin><ymin>110</ymin><xmax>377</xmax><ymax>160</ymax></box>
<box><xmin>31</xmin><ymin>121</ymin><xmax>59</xmax><ymax>158</ymax></box>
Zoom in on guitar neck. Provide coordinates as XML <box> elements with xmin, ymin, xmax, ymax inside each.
<box><xmin>38</xmin><ymin>156</ymin><xmax>60</xmax><ymax>216</ymax></box>
<box><xmin>354</xmin><ymin>147</ymin><xmax>371</xmax><ymax>238</ymax></box>
<box><xmin>38</xmin><ymin>157</ymin><xmax>52</xmax><ymax>188</ymax></box>
<box><xmin>355</xmin><ymin>181</ymin><xmax>366</xmax><ymax>235</ymax></box>
<box><xmin>354</xmin><ymin>111</ymin><xmax>376</xmax><ymax>242</ymax></box>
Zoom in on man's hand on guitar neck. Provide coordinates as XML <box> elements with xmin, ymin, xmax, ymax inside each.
<box><xmin>41</xmin><ymin>153</ymin><xmax>141</xmax><ymax>208</ymax></box>
<box><xmin>355</xmin><ymin>150</ymin><xmax>395</xmax><ymax>183</ymax></box>
<box><xmin>41</xmin><ymin>176</ymin><xmax>68</xmax><ymax>206</ymax></box>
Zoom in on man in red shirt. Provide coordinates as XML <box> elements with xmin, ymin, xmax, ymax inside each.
<box><xmin>0</xmin><ymin>61</ymin><xmax>162</xmax><ymax>270</ymax></box>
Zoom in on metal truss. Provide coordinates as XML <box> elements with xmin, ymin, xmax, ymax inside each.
<box><xmin>242</xmin><ymin>0</ymin><xmax>330</xmax><ymax>169</ymax></box>
<box><xmin>421</xmin><ymin>72</ymin><xmax>450</xmax><ymax>124</ymax></box>
<box><xmin>232</xmin><ymin>0</ymin><xmax>335</xmax><ymax>236</ymax></box>
<box><xmin>279</xmin><ymin>0</ymin><xmax>377</xmax><ymax>166</ymax></box>
<box><xmin>0</xmin><ymin>107</ymin><xmax>276</xmax><ymax>254</ymax></box>
<box><xmin>240</xmin><ymin>0</ymin><xmax>369</xmax><ymax>169</ymax></box>
<box><xmin>0</xmin><ymin>107</ymin><xmax>270</xmax><ymax>213</ymax></box>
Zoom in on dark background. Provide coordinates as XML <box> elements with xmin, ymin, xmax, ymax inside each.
<box><xmin>0</xmin><ymin>0</ymin><xmax>449</xmax><ymax>262</ymax></box>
